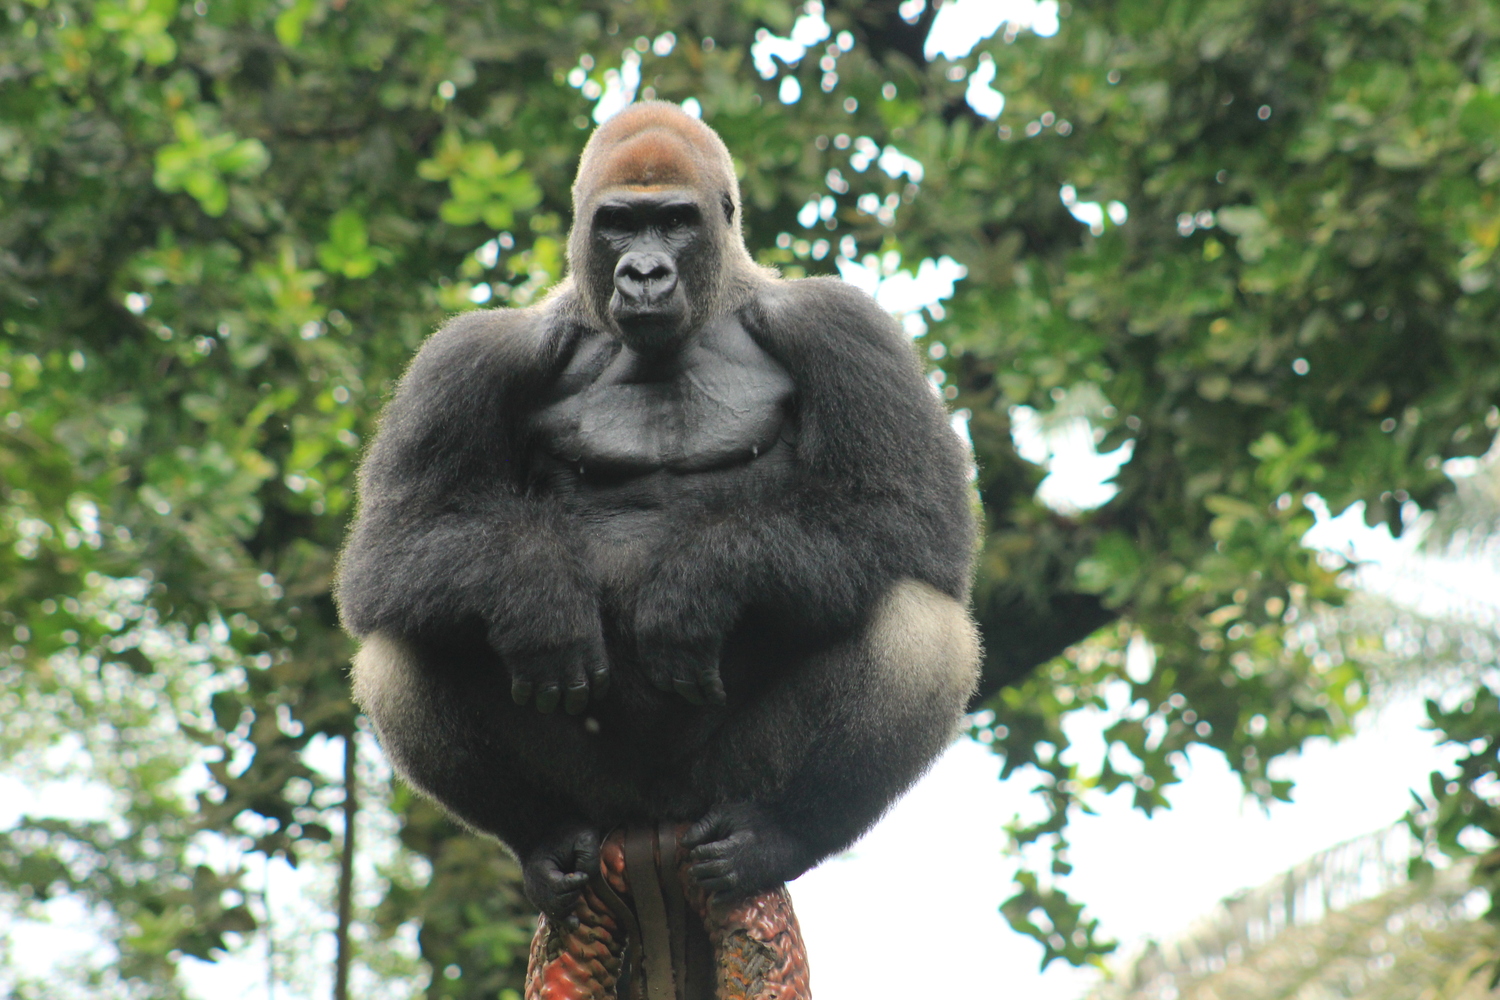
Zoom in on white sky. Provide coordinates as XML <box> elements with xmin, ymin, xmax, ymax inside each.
<box><xmin>792</xmin><ymin>497</ymin><xmax>1478</xmax><ymax>1000</ymax></box>
<box><xmin>792</xmin><ymin>688</ymin><xmax>1457</xmax><ymax>999</ymax></box>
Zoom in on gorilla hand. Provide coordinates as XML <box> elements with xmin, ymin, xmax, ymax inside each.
<box><xmin>633</xmin><ymin>564</ymin><xmax>732</xmax><ymax>706</ymax></box>
<box><xmin>636</xmin><ymin>630</ymin><xmax>724</xmax><ymax>707</ymax></box>
<box><xmin>682</xmin><ymin>804</ymin><xmax>811</xmax><ymax>899</ymax></box>
<box><xmin>523</xmin><ymin>826</ymin><xmax>602</xmax><ymax>924</ymax></box>
<box><xmin>491</xmin><ymin>614</ymin><xmax>609</xmax><ymax>715</ymax></box>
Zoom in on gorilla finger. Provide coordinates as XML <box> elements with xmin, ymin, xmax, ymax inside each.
<box><xmin>688</xmin><ymin>841</ymin><xmax>731</xmax><ymax>864</ymax></box>
<box><xmin>552</xmin><ymin>870</ymin><xmax>590</xmax><ymax>890</ymax></box>
<box><xmin>698</xmin><ymin>671</ymin><xmax>726</xmax><ymax>706</ymax></box>
<box><xmin>545</xmin><ymin>896</ymin><xmax>584</xmax><ymax>923</ymax></box>
<box><xmin>511</xmin><ymin>679</ymin><xmax>535</xmax><ymax>707</ymax></box>
<box><xmin>557</xmin><ymin>648</ymin><xmax>593</xmax><ymax>713</ymax></box>
<box><xmin>682</xmin><ymin>813</ymin><xmax>731</xmax><ymax>848</ymax></box>
<box><xmin>689</xmin><ymin>855</ymin><xmax>733</xmax><ymax>879</ymax></box>
<box><xmin>693</xmin><ymin>871</ymin><xmax>739</xmax><ymax>896</ymax></box>
<box><xmin>589</xmin><ymin>676</ymin><xmax>611</xmax><ymax>702</ymax></box>
<box><xmin>539</xmin><ymin>876</ymin><xmax>587</xmax><ymax>910</ymax></box>
<box><xmin>587</xmin><ymin>663</ymin><xmax>611</xmax><ymax>701</ymax></box>
<box><xmin>570</xmin><ymin>829</ymin><xmax>601</xmax><ymax>870</ymax></box>
<box><xmin>681</xmin><ymin>822</ymin><xmax>717</xmax><ymax>849</ymax></box>
<box><xmin>535</xmin><ymin>684</ymin><xmax>562</xmax><ymax>714</ymax></box>
<box><xmin>687</xmin><ymin>856</ymin><xmax>724</xmax><ymax>877</ymax></box>
<box><xmin>564</xmin><ymin>681</ymin><xmax>590</xmax><ymax>716</ymax></box>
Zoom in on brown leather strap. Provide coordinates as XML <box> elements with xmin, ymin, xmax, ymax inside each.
<box><xmin>657</xmin><ymin>821</ymin><xmax>689</xmax><ymax>994</ymax></box>
<box><xmin>624</xmin><ymin>825</ymin><xmax>676</xmax><ymax>1000</ymax></box>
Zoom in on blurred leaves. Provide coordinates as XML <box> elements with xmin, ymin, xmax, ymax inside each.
<box><xmin>96</xmin><ymin>0</ymin><xmax>178</xmax><ymax>66</ymax></box>
<box><xmin>154</xmin><ymin>112</ymin><xmax>270</xmax><ymax>218</ymax></box>
<box><xmin>1096</xmin><ymin>834</ymin><xmax>1494</xmax><ymax>1000</ymax></box>
<box><xmin>317</xmin><ymin>209</ymin><xmax>392</xmax><ymax>280</ymax></box>
<box><xmin>935</xmin><ymin>0</ymin><xmax>1500</xmax><ymax>966</ymax></box>
<box><xmin>418</xmin><ymin>133</ymin><xmax>543</xmax><ymax>231</ymax></box>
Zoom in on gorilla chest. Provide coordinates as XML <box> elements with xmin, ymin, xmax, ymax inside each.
<box><xmin>532</xmin><ymin>319</ymin><xmax>796</xmax><ymax>502</ymax></box>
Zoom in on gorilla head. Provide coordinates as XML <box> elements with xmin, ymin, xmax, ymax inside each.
<box><xmin>568</xmin><ymin>102</ymin><xmax>756</xmax><ymax>358</ymax></box>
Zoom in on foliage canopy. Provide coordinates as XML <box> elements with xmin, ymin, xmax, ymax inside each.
<box><xmin>2</xmin><ymin>0</ymin><xmax>1497</xmax><ymax>994</ymax></box>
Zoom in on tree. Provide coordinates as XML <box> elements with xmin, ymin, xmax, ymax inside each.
<box><xmin>1</xmin><ymin>0</ymin><xmax>1497</xmax><ymax>994</ymax></box>
<box><xmin>1092</xmin><ymin>826</ymin><xmax>1493</xmax><ymax>1000</ymax></box>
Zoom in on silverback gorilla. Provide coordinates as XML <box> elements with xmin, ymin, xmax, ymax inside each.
<box><xmin>336</xmin><ymin>102</ymin><xmax>979</xmax><ymax>921</ymax></box>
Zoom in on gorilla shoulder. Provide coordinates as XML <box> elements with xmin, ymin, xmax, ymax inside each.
<box><xmin>751</xmin><ymin>275</ymin><xmax>919</xmax><ymax>363</ymax></box>
<box><xmin>401</xmin><ymin>302</ymin><xmax>564</xmax><ymax>385</ymax></box>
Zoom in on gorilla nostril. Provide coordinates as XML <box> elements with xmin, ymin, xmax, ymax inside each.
<box><xmin>614</xmin><ymin>253</ymin><xmax>678</xmax><ymax>302</ymax></box>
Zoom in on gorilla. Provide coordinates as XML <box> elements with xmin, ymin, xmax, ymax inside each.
<box><xmin>336</xmin><ymin>102</ymin><xmax>979</xmax><ymax>922</ymax></box>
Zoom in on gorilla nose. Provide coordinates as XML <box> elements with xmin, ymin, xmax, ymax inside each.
<box><xmin>613</xmin><ymin>252</ymin><xmax>678</xmax><ymax>306</ymax></box>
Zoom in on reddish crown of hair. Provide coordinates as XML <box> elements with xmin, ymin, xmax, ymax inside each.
<box><xmin>574</xmin><ymin>102</ymin><xmax>733</xmax><ymax>201</ymax></box>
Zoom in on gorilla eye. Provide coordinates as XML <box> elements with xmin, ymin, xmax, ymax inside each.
<box><xmin>595</xmin><ymin>207</ymin><xmax>633</xmax><ymax>233</ymax></box>
<box><xmin>662</xmin><ymin>207</ymin><xmax>695</xmax><ymax>231</ymax></box>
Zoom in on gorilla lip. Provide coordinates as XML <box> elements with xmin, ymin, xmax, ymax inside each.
<box><xmin>611</xmin><ymin>291</ymin><xmax>688</xmax><ymax>335</ymax></box>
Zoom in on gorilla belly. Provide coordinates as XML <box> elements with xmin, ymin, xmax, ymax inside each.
<box><xmin>540</xmin><ymin>446</ymin><xmax>796</xmax><ymax>584</ymax></box>
<box><xmin>521</xmin><ymin>323</ymin><xmax>804</xmax><ymax>783</ymax></box>
<box><xmin>534</xmin><ymin>451</ymin><xmax>801</xmax><ymax>743</ymax></box>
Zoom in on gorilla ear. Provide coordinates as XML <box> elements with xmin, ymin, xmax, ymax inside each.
<box><xmin>721</xmin><ymin>192</ymin><xmax>735</xmax><ymax>225</ymax></box>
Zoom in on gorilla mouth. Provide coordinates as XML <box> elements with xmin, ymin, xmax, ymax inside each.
<box><xmin>612</xmin><ymin>291</ymin><xmax>684</xmax><ymax>321</ymax></box>
<box><xmin>610</xmin><ymin>289</ymin><xmax>690</xmax><ymax>353</ymax></box>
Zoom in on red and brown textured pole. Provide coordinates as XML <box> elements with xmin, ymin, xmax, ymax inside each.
<box><xmin>525</xmin><ymin>827</ymin><xmax>811</xmax><ymax>1000</ymax></box>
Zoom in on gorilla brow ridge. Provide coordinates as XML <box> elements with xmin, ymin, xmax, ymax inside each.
<box><xmin>591</xmin><ymin>131</ymin><xmax>705</xmax><ymax>191</ymax></box>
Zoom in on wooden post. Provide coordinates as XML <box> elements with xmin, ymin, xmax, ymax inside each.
<box><xmin>524</xmin><ymin>827</ymin><xmax>810</xmax><ymax>1000</ymax></box>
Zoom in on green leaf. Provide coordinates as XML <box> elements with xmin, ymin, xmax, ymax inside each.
<box><xmin>274</xmin><ymin>0</ymin><xmax>317</xmax><ymax>48</ymax></box>
<box><xmin>1215</xmin><ymin>205</ymin><xmax>1280</xmax><ymax>262</ymax></box>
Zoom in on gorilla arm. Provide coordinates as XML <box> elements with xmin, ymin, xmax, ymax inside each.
<box><xmin>335</xmin><ymin>308</ymin><xmax>610</xmax><ymax>716</ymax></box>
<box><xmin>653</xmin><ymin>279</ymin><xmax>979</xmax><ymax>895</ymax></box>
<box><xmin>631</xmin><ymin>278</ymin><xmax>976</xmax><ymax>702</ymax></box>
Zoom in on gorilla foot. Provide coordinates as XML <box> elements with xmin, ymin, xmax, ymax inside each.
<box><xmin>681</xmin><ymin>804</ymin><xmax>809</xmax><ymax>900</ymax></box>
<box><xmin>635</xmin><ymin>635</ymin><xmax>726</xmax><ymax>707</ymax></box>
<box><xmin>501</xmin><ymin>635</ymin><xmax>610</xmax><ymax>716</ymax></box>
<box><xmin>522</xmin><ymin>826</ymin><xmax>601</xmax><ymax>924</ymax></box>
<box><xmin>523</xmin><ymin>826</ymin><xmax>812</xmax><ymax>1000</ymax></box>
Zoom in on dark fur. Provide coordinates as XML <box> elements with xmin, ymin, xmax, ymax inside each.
<box><xmin>336</xmin><ymin>103</ymin><xmax>978</xmax><ymax>915</ymax></box>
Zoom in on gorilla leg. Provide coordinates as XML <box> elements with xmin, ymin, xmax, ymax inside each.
<box><xmin>352</xmin><ymin>633</ymin><xmax>603</xmax><ymax>917</ymax></box>
<box><xmin>684</xmin><ymin>578</ymin><xmax>981</xmax><ymax>896</ymax></box>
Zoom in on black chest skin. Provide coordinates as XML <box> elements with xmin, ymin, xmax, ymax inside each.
<box><xmin>525</xmin><ymin>316</ymin><xmax>798</xmax><ymax>767</ymax></box>
<box><xmin>530</xmin><ymin>315</ymin><xmax>797</xmax><ymax>592</ymax></box>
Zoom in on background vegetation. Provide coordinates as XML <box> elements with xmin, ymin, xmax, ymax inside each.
<box><xmin>2</xmin><ymin>0</ymin><xmax>1497</xmax><ymax>996</ymax></box>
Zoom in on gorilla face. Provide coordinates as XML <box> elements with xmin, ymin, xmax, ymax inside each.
<box><xmin>590</xmin><ymin>189</ymin><xmax>708</xmax><ymax>358</ymax></box>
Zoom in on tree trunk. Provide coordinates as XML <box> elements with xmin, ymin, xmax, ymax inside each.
<box><xmin>333</xmin><ymin>732</ymin><xmax>358</xmax><ymax>1000</ymax></box>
